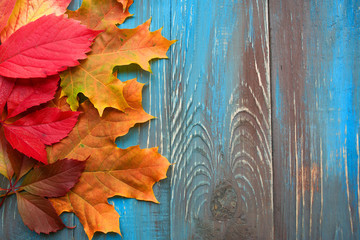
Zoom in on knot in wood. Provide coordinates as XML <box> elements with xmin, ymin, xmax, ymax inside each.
<box><xmin>210</xmin><ymin>182</ymin><xmax>237</xmax><ymax>220</ymax></box>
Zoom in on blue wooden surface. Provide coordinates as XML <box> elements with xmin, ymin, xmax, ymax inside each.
<box><xmin>169</xmin><ymin>0</ymin><xmax>272</xmax><ymax>239</ymax></box>
<box><xmin>271</xmin><ymin>0</ymin><xmax>360</xmax><ymax>239</ymax></box>
<box><xmin>1</xmin><ymin>0</ymin><xmax>360</xmax><ymax>239</ymax></box>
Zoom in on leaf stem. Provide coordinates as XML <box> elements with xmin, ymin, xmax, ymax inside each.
<box><xmin>0</xmin><ymin>189</ymin><xmax>11</xmax><ymax>208</ymax></box>
<box><xmin>0</xmin><ymin>187</ymin><xmax>24</xmax><ymax>199</ymax></box>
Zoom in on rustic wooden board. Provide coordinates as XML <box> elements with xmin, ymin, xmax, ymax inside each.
<box><xmin>271</xmin><ymin>0</ymin><xmax>360</xmax><ymax>239</ymax></box>
<box><xmin>169</xmin><ymin>0</ymin><xmax>273</xmax><ymax>239</ymax></box>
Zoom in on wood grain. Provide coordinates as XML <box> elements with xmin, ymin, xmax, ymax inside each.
<box><xmin>169</xmin><ymin>0</ymin><xmax>273</xmax><ymax>239</ymax></box>
<box><xmin>271</xmin><ymin>0</ymin><xmax>360</xmax><ymax>239</ymax></box>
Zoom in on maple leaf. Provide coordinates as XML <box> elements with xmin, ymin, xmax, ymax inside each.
<box><xmin>117</xmin><ymin>0</ymin><xmax>131</xmax><ymax>11</ymax></box>
<box><xmin>1</xmin><ymin>0</ymin><xmax>72</xmax><ymax>42</ymax></box>
<box><xmin>49</xmin><ymin>79</ymin><xmax>170</xmax><ymax>239</ymax></box>
<box><xmin>66</xmin><ymin>0</ymin><xmax>133</xmax><ymax>30</ymax></box>
<box><xmin>16</xmin><ymin>159</ymin><xmax>86</xmax><ymax>234</ymax></box>
<box><xmin>48</xmin><ymin>79</ymin><xmax>153</xmax><ymax>161</ymax></box>
<box><xmin>0</xmin><ymin>14</ymin><xmax>101</xmax><ymax>78</ymax></box>
<box><xmin>0</xmin><ymin>0</ymin><xmax>16</xmax><ymax>34</ymax></box>
<box><xmin>61</xmin><ymin>0</ymin><xmax>174</xmax><ymax>115</ymax></box>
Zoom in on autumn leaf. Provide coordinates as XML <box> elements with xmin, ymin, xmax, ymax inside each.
<box><xmin>59</xmin><ymin>0</ymin><xmax>134</xmax><ymax>115</ymax></box>
<box><xmin>7</xmin><ymin>75</ymin><xmax>60</xmax><ymax>118</ymax></box>
<box><xmin>7</xmin><ymin>152</ymin><xmax>35</xmax><ymax>180</ymax></box>
<box><xmin>22</xmin><ymin>159</ymin><xmax>86</xmax><ymax>197</ymax></box>
<box><xmin>17</xmin><ymin>192</ymin><xmax>66</xmax><ymax>234</ymax></box>
<box><xmin>1</xmin><ymin>0</ymin><xmax>72</xmax><ymax>42</ymax></box>
<box><xmin>66</xmin><ymin>0</ymin><xmax>133</xmax><ymax>30</ymax></box>
<box><xmin>117</xmin><ymin>0</ymin><xmax>131</xmax><ymax>11</ymax></box>
<box><xmin>15</xmin><ymin>159</ymin><xmax>85</xmax><ymax>234</ymax></box>
<box><xmin>49</xmin><ymin>79</ymin><xmax>170</xmax><ymax>239</ymax></box>
<box><xmin>0</xmin><ymin>75</ymin><xmax>80</xmax><ymax>165</ymax></box>
<box><xmin>48</xmin><ymin>79</ymin><xmax>152</xmax><ymax>161</ymax></box>
<box><xmin>0</xmin><ymin>14</ymin><xmax>101</xmax><ymax>78</ymax></box>
<box><xmin>0</xmin><ymin>76</ymin><xmax>15</xmax><ymax>115</ymax></box>
<box><xmin>0</xmin><ymin>127</ymin><xmax>35</xmax><ymax>181</ymax></box>
<box><xmin>0</xmin><ymin>130</ymin><xmax>15</xmax><ymax>180</ymax></box>
<box><xmin>51</xmin><ymin>146</ymin><xmax>169</xmax><ymax>239</ymax></box>
<box><xmin>61</xmin><ymin>13</ymin><xmax>175</xmax><ymax>114</ymax></box>
<box><xmin>0</xmin><ymin>0</ymin><xmax>16</xmax><ymax>34</ymax></box>
<box><xmin>4</xmin><ymin>107</ymin><xmax>80</xmax><ymax>164</ymax></box>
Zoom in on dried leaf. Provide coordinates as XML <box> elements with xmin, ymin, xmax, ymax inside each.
<box><xmin>0</xmin><ymin>76</ymin><xmax>15</xmax><ymax>115</ymax></box>
<box><xmin>1</xmin><ymin>0</ymin><xmax>72</xmax><ymax>42</ymax></box>
<box><xmin>22</xmin><ymin>159</ymin><xmax>86</xmax><ymax>197</ymax></box>
<box><xmin>16</xmin><ymin>192</ymin><xmax>66</xmax><ymax>234</ymax></box>
<box><xmin>0</xmin><ymin>14</ymin><xmax>100</xmax><ymax>78</ymax></box>
<box><xmin>0</xmin><ymin>0</ymin><xmax>16</xmax><ymax>34</ymax></box>
<box><xmin>49</xmin><ymin>79</ymin><xmax>170</xmax><ymax>239</ymax></box>
<box><xmin>8</xmin><ymin>153</ymin><xmax>35</xmax><ymax>180</ymax></box>
<box><xmin>117</xmin><ymin>0</ymin><xmax>131</xmax><ymax>11</ymax></box>
<box><xmin>66</xmin><ymin>0</ymin><xmax>133</xmax><ymax>30</ymax></box>
<box><xmin>0</xmin><ymin>130</ymin><xmax>14</xmax><ymax>179</ymax></box>
<box><xmin>51</xmin><ymin>146</ymin><xmax>169</xmax><ymax>239</ymax></box>
<box><xmin>7</xmin><ymin>75</ymin><xmax>60</xmax><ymax>118</ymax></box>
<box><xmin>61</xmin><ymin>18</ymin><xmax>175</xmax><ymax>115</ymax></box>
<box><xmin>4</xmin><ymin>108</ymin><xmax>80</xmax><ymax>164</ymax></box>
<box><xmin>48</xmin><ymin>79</ymin><xmax>152</xmax><ymax>161</ymax></box>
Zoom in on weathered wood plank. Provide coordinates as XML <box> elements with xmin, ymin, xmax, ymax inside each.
<box><xmin>169</xmin><ymin>0</ymin><xmax>273</xmax><ymax>239</ymax></box>
<box><xmin>271</xmin><ymin>0</ymin><xmax>360</xmax><ymax>239</ymax></box>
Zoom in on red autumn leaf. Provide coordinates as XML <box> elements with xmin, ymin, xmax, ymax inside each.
<box><xmin>8</xmin><ymin>153</ymin><xmax>35</xmax><ymax>181</ymax></box>
<box><xmin>16</xmin><ymin>192</ymin><xmax>66</xmax><ymax>234</ymax></box>
<box><xmin>0</xmin><ymin>0</ymin><xmax>16</xmax><ymax>33</ymax></box>
<box><xmin>0</xmin><ymin>76</ymin><xmax>15</xmax><ymax>115</ymax></box>
<box><xmin>21</xmin><ymin>159</ymin><xmax>85</xmax><ymax>197</ymax></box>
<box><xmin>0</xmin><ymin>130</ymin><xmax>15</xmax><ymax>180</ymax></box>
<box><xmin>6</xmin><ymin>75</ymin><xmax>60</xmax><ymax>118</ymax></box>
<box><xmin>3</xmin><ymin>108</ymin><xmax>79</xmax><ymax>164</ymax></box>
<box><xmin>0</xmin><ymin>14</ymin><xmax>101</xmax><ymax>78</ymax></box>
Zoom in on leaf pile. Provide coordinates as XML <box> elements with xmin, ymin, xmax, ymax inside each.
<box><xmin>0</xmin><ymin>0</ymin><xmax>173</xmax><ymax>239</ymax></box>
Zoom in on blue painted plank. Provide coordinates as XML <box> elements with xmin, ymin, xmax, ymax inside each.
<box><xmin>169</xmin><ymin>0</ymin><xmax>273</xmax><ymax>239</ymax></box>
<box><xmin>271</xmin><ymin>0</ymin><xmax>360</xmax><ymax>239</ymax></box>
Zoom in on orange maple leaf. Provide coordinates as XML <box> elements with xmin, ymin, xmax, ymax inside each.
<box><xmin>60</xmin><ymin>0</ymin><xmax>175</xmax><ymax>115</ymax></box>
<box><xmin>66</xmin><ymin>0</ymin><xmax>133</xmax><ymax>30</ymax></box>
<box><xmin>48</xmin><ymin>79</ymin><xmax>170</xmax><ymax>239</ymax></box>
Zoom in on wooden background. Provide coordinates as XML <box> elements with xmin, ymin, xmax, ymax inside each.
<box><xmin>0</xmin><ymin>0</ymin><xmax>359</xmax><ymax>239</ymax></box>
